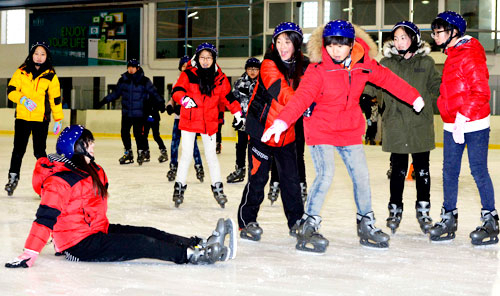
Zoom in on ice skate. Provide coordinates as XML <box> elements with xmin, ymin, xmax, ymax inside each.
<box><xmin>194</xmin><ymin>164</ymin><xmax>204</xmax><ymax>183</ymax></box>
<box><xmin>172</xmin><ymin>182</ymin><xmax>186</xmax><ymax>208</ymax></box>
<box><xmin>136</xmin><ymin>150</ymin><xmax>146</xmax><ymax>166</ymax></box>
<box><xmin>357</xmin><ymin>212</ymin><xmax>390</xmax><ymax>249</ymax></box>
<box><xmin>143</xmin><ymin>150</ymin><xmax>151</xmax><ymax>162</ymax></box>
<box><xmin>158</xmin><ymin>149</ymin><xmax>168</xmax><ymax>163</ymax></box>
<box><xmin>4</xmin><ymin>172</ymin><xmax>19</xmax><ymax>197</ymax></box>
<box><xmin>289</xmin><ymin>219</ymin><xmax>300</xmax><ymax>237</ymax></box>
<box><xmin>267</xmin><ymin>182</ymin><xmax>280</xmax><ymax>205</ymax></box>
<box><xmin>166</xmin><ymin>163</ymin><xmax>177</xmax><ymax>181</ymax></box>
<box><xmin>429</xmin><ymin>208</ymin><xmax>458</xmax><ymax>242</ymax></box>
<box><xmin>118</xmin><ymin>149</ymin><xmax>134</xmax><ymax>164</ymax></box>
<box><xmin>211</xmin><ymin>182</ymin><xmax>227</xmax><ymax>208</ymax></box>
<box><xmin>295</xmin><ymin>215</ymin><xmax>329</xmax><ymax>253</ymax></box>
<box><xmin>386</xmin><ymin>203</ymin><xmax>403</xmax><ymax>235</ymax></box>
<box><xmin>226</xmin><ymin>166</ymin><xmax>245</xmax><ymax>183</ymax></box>
<box><xmin>415</xmin><ymin>201</ymin><xmax>433</xmax><ymax>234</ymax></box>
<box><xmin>300</xmin><ymin>182</ymin><xmax>307</xmax><ymax>204</ymax></box>
<box><xmin>240</xmin><ymin>222</ymin><xmax>263</xmax><ymax>241</ymax></box>
<box><xmin>206</xmin><ymin>218</ymin><xmax>237</xmax><ymax>260</ymax></box>
<box><xmin>470</xmin><ymin>210</ymin><xmax>499</xmax><ymax>246</ymax></box>
<box><xmin>216</xmin><ymin>142</ymin><xmax>221</xmax><ymax>154</ymax></box>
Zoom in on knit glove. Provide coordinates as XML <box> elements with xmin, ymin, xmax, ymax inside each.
<box><xmin>53</xmin><ymin>121</ymin><xmax>62</xmax><ymax>135</ymax></box>
<box><xmin>20</xmin><ymin>96</ymin><xmax>37</xmax><ymax>112</ymax></box>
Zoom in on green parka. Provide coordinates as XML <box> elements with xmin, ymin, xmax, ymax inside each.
<box><xmin>365</xmin><ymin>41</ymin><xmax>441</xmax><ymax>154</ymax></box>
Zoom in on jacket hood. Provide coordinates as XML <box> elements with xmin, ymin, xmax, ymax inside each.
<box><xmin>32</xmin><ymin>154</ymin><xmax>76</xmax><ymax>195</ymax></box>
<box><xmin>307</xmin><ymin>24</ymin><xmax>378</xmax><ymax>63</ymax></box>
<box><xmin>122</xmin><ymin>67</ymin><xmax>145</xmax><ymax>84</ymax></box>
<box><xmin>382</xmin><ymin>40</ymin><xmax>432</xmax><ymax>58</ymax></box>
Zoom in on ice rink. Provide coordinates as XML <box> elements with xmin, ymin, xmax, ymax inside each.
<box><xmin>1</xmin><ymin>133</ymin><xmax>500</xmax><ymax>296</ymax></box>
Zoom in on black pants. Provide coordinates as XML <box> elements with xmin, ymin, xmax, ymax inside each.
<box><xmin>238</xmin><ymin>138</ymin><xmax>304</xmax><ymax>229</ymax></box>
<box><xmin>9</xmin><ymin>119</ymin><xmax>49</xmax><ymax>175</ymax></box>
<box><xmin>389</xmin><ymin>151</ymin><xmax>431</xmax><ymax>207</ymax></box>
<box><xmin>269</xmin><ymin>118</ymin><xmax>306</xmax><ymax>184</ymax></box>
<box><xmin>121</xmin><ymin>116</ymin><xmax>147</xmax><ymax>151</ymax></box>
<box><xmin>63</xmin><ymin>224</ymin><xmax>198</xmax><ymax>264</ymax></box>
<box><xmin>144</xmin><ymin>119</ymin><xmax>166</xmax><ymax>151</ymax></box>
<box><xmin>365</xmin><ymin>123</ymin><xmax>377</xmax><ymax>141</ymax></box>
<box><xmin>235</xmin><ymin>130</ymin><xmax>249</xmax><ymax>169</ymax></box>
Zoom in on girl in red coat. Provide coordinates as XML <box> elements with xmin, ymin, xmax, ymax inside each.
<box><xmin>263</xmin><ymin>20</ymin><xmax>424</xmax><ymax>252</ymax></box>
<box><xmin>171</xmin><ymin>43</ymin><xmax>244</xmax><ymax>208</ymax></box>
<box><xmin>5</xmin><ymin>125</ymin><xmax>236</xmax><ymax>268</ymax></box>
<box><xmin>428</xmin><ymin>11</ymin><xmax>498</xmax><ymax>245</ymax></box>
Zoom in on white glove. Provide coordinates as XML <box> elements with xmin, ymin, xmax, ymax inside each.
<box><xmin>232</xmin><ymin>111</ymin><xmax>246</xmax><ymax>131</ymax></box>
<box><xmin>452</xmin><ymin>112</ymin><xmax>469</xmax><ymax>144</ymax></box>
<box><xmin>261</xmin><ymin>119</ymin><xmax>288</xmax><ymax>143</ymax></box>
<box><xmin>412</xmin><ymin>96</ymin><xmax>424</xmax><ymax>113</ymax></box>
<box><xmin>181</xmin><ymin>96</ymin><xmax>197</xmax><ymax>109</ymax></box>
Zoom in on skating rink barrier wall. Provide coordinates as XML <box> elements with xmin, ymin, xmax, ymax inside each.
<box><xmin>1</xmin><ymin>108</ymin><xmax>500</xmax><ymax>147</ymax></box>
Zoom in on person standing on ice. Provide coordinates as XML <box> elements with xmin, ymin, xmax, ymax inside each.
<box><xmin>5</xmin><ymin>41</ymin><xmax>64</xmax><ymax>197</ymax></box>
<box><xmin>428</xmin><ymin>11</ymin><xmax>498</xmax><ymax>246</ymax></box>
<box><xmin>262</xmin><ymin>20</ymin><xmax>425</xmax><ymax>251</ymax></box>
<box><xmin>237</xmin><ymin>22</ymin><xmax>306</xmax><ymax>242</ymax></box>
<box><xmin>4</xmin><ymin>125</ymin><xmax>236</xmax><ymax>268</ymax></box>
<box><xmin>171</xmin><ymin>43</ymin><xmax>244</xmax><ymax>208</ymax></box>
<box><xmin>364</xmin><ymin>21</ymin><xmax>441</xmax><ymax>235</ymax></box>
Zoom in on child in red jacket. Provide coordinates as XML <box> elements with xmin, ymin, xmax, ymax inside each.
<box><xmin>428</xmin><ymin>11</ymin><xmax>498</xmax><ymax>245</ymax></box>
<box><xmin>263</xmin><ymin>20</ymin><xmax>424</xmax><ymax>252</ymax></box>
<box><xmin>5</xmin><ymin>125</ymin><xmax>236</xmax><ymax>268</ymax></box>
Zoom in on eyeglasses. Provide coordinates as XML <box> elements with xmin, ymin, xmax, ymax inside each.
<box><xmin>431</xmin><ymin>30</ymin><xmax>447</xmax><ymax>39</ymax></box>
<box><xmin>247</xmin><ymin>68</ymin><xmax>259</xmax><ymax>72</ymax></box>
<box><xmin>199</xmin><ymin>56</ymin><xmax>213</xmax><ymax>61</ymax></box>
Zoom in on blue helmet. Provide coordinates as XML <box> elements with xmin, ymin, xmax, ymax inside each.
<box><xmin>245</xmin><ymin>57</ymin><xmax>261</xmax><ymax>69</ymax></box>
<box><xmin>435</xmin><ymin>11</ymin><xmax>467</xmax><ymax>36</ymax></box>
<box><xmin>127</xmin><ymin>58</ymin><xmax>140</xmax><ymax>68</ymax></box>
<box><xmin>56</xmin><ymin>125</ymin><xmax>84</xmax><ymax>159</ymax></box>
<box><xmin>323</xmin><ymin>20</ymin><xmax>355</xmax><ymax>39</ymax></box>
<box><xmin>196</xmin><ymin>42</ymin><xmax>218</xmax><ymax>57</ymax></box>
<box><xmin>273</xmin><ymin>22</ymin><xmax>303</xmax><ymax>43</ymax></box>
<box><xmin>178</xmin><ymin>55</ymin><xmax>190</xmax><ymax>71</ymax></box>
<box><xmin>392</xmin><ymin>21</ymin><xmax>421</xmax><ymax>45</ymax></box>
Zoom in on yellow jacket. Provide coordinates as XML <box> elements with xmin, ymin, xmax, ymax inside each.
<box><xmin>8</xmin><ymin>67</ymin><xmax>64</xmax><ymax>122</ymax></box>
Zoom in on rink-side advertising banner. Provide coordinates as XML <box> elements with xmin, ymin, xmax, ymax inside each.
<box><xmin>29</xmin><ymin>8</ymin><xmax>141</xmax><ymax>66</ymax></box>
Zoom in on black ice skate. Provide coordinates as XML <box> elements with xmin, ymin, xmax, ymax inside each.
<box><xmin>357</xmin><ymin>212</ymin><xmax>390</xmax><ymax>248</ymax></box>
<box><xmin>206</xmin><ymin>218</ymin><xmax>237</xmax><ymax>260</ymax></box>
<box><xmin>167</xmin><ymin>163</ymin><xmax>177</xmax><ymax>181</ymax></box>
<box><xmin>211</xmin><ymin>182</ymin><xmax>227</xmax><ymax>208</ymax></box>
<box><xmin>416</xmin><ymin>201</ymin><xmax>433</xmax><ymax>234</ymax></box>
<box><xmin>300</xmin><ymin>182</ymin><xmax>307</xmax><ymax>204</ymax></box>
<box><xmin>240</xmin><ymin>222</ymin><xmax>263</xmax><ymax>241</ymax></box>
<box><xmin>143</xmin><ymin>150</ymin><xmax>151</xmax><ymax>162</ymax></box>
<box><xmin>119</xmin><ymin>149</ymin><xmax>134</xmax><ymax>165</ymax></box>
<box><xmin>216</xmin><ymin>142</ymin><xmax>221</xmax><ymax>154</ymax></box>
<box><xmin>267</xmin><ymin>182</ymin><xmax>280</xmax><ymax>205</ymax></box>
<box><xmin>158</xmin><ymin>149</ymin><xmax>168</xmax><ymax>163</ymax></box>
<box><xmin>194</xmin><ymin>164</ymin><xmax>204</xmax><ymax>183</ymax></box>
<box><xmin>4</xmin><ymin>172</ymin><xmax>19</xmax><ymax>196</ymax></box>
<box><xmin>386</xmin><ymin>203</ymin><xmax>403</xmax><ymax>234</ymax></box>
<box><xmin>429</xmin><ymin>208</ymin><xmax>458</xmax><ymax>242</ymax></box>
<box><xmin>470</xmin><ymin>210</ymin><xmax>499</xmax><ymax>246</ymax></box>
<box><xmin>172</xmin><ymin>182</ymin><xmax>186</xmax><ymax>208</ymax></box>
<box><xmin>226</xmin><ymin>166</ymin><xmax>245</xmax><ymax>183</ymax></box>
<box><xmin>296</xmin><ymin>215</ymin><xmax>329</xmax><ymax>253</ymax></box>
<box><xmin>137</xmin><ymin>150</ymin><xmax>146</xmax><ymax>165</ymax></box>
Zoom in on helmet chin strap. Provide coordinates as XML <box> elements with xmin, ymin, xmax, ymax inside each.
<box><xmin>332</xmin><ymin>48</ymin><xmax>353</xmax><ymax>67</ymax></box>
<box><xmin>439</xmin><ymin>30</ymin><xmax>459</xmax><ymax>52</ymax></box>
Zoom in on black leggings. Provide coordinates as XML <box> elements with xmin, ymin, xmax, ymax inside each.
<box><xmin>9</xmin><ymin>119</ymin><xmax>49</xmax><ymax>175</ymax></box>
<box><xmin>389</xmin><ymin>152</ymin><xmax>431</xmax><ymax>207</ymax></box>
<box><xmin>63</xmin><ymin>224</ymin><xmax>199</xmax><ymax>264</ymax></box>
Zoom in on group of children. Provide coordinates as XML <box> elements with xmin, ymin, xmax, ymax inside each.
<box><xmin>5</xmin><ymin>10</ymin><xmax>498</xmax><ymax>269</ymax></box>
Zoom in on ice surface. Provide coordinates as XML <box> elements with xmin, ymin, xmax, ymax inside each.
<box><xmin>0</xmin><ymin>134</ymin><xmax>499</xmax><ymax>296</ymax></box>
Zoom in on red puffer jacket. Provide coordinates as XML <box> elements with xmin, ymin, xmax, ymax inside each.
<box><xmin>438</xmin><ymin>36</ymin><xmax>490</xmax><ymax>123</ymax></box>
<box><xmin>25</xmin><ymin>155</ymin><xmax>109</xmax><ymax>253</ymax></box>
<box><xmin>277</xmin><ymin>25</ymin><xmax>420</xmax><ymax>146</ymax></box>
<box><xmin>172</xmin><ymin>65</ymin><xmax>241</xmax><ymax>136</ymax></box>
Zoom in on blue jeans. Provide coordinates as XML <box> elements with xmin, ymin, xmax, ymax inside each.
<box><xmin>170</xmin><ymin>119</ymin><xmax>202</xmax><ymax>166</ymax></box>
<box><xmin>307</xmin><ymin>144</ymin><xmax>372</xmax><ymax>216</ymax></box>
<box><xmin>443</xmin><ymin>128</ymin><xmax>495</xmax><ymax>211</ymax></box>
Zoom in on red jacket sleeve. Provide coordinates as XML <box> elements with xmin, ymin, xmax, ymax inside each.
<box><xmin>172</xmin><ymin>72</ymin><xmax>189</xmax><ymax>105</ymax></box>
<box><xmin>459</xmin><ymin>52</ymin><xmax>490</xmax><ymax>118</ymax></box>
<box><xmin>367</xmin><ymin>60</ymin><xmax>421</xmax><ymax>105</ymax></box>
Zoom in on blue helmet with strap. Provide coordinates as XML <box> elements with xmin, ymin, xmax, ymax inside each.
<box><xmin>273</xmin><ymin>22</ymin><xmax>303</xmax><ymax>43</ymax></box>
<box><xmin>392</xmin><ymin>21</ymin><xmax>421</xmax><ymax>45</ymax></box>
<box><xmin>245</xmin><ymin>57</ymin><xmax>261</xmax><ymax>69</ymax></box>
<box><xmin>323</xmin><ymin>20</ymin><xmax>355</xmax><ymax>39</ymax></box>
<box><xmin>435</xmin><ymin>11</ymin><xmax>467</xmax><ymax>36</ymax></box>
<box><xmin>196</xmin><ymin>42</ymin><xmax>218</xmax><ymax>57</ymax></box>
<box><xmin>56</xmin><ymin>125</ymin><xmax>84</xmax><ymax>159</ymax></box>
<box><xmin>178</xmin><ymin>55</ymin><xmax>190</xmax><ymax>70</ymax></box>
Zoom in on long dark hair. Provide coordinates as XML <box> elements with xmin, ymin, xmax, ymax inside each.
<box><xmin>194</xmin><ymin>50</ymin><xmax>216</xmax><ymax>95</ymax></box>
<box><xmin>19</xmin><ymin>45</ymin><xmax>55</xmax><ymax>76</ymax></box>
<box><xmin>70</xmin><ymin>129</ymin><xmax>108</xmax><ymax>198</ymax></box>
<box><xmin>264</xmin><ymin>31</ymin><xmax>305</xmax><ymax>90</ymax></box>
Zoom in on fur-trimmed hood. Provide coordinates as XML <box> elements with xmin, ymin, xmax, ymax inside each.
<box><xmin>306</xmin><ymin>24</ymin><xmax>378</xmax><ymax>63</ymax></box>
<box><xmin>382</xmin><ymin>40</ymin><xmax>432</xmax><ymax>58</ymax></box>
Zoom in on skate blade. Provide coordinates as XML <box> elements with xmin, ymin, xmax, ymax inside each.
<box><xmin>295</xmin><ymin>242</ymin><xmax>327</xmax><ymax>254</ymax></box>
<box><xmin>430</xmin><ymin>233</ymin><xmax>455</xmax><ymax>243</ymax></box>
<box><xmin>472</xmin><ymin>236</ymin><xmax>499</xmax><ymax>246</ymax></box>
<box><xmin>360</xmin><ymin>239</ymin><xmax>389</xmax><ymax>250</ymax></box>
<box><xmin>225</xmin><ymin>218</ymin><xmax>238</xmax><ymax>260</ymax></box>
<box><xmin>295</xmin><ymin>248</ymin><xmax>326</xmax><ymax>255</ymax></box>
<box><xmin>239</xmin><ymin>232</ymin><xmax>261</xmax><ymax>242</ymax></box>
